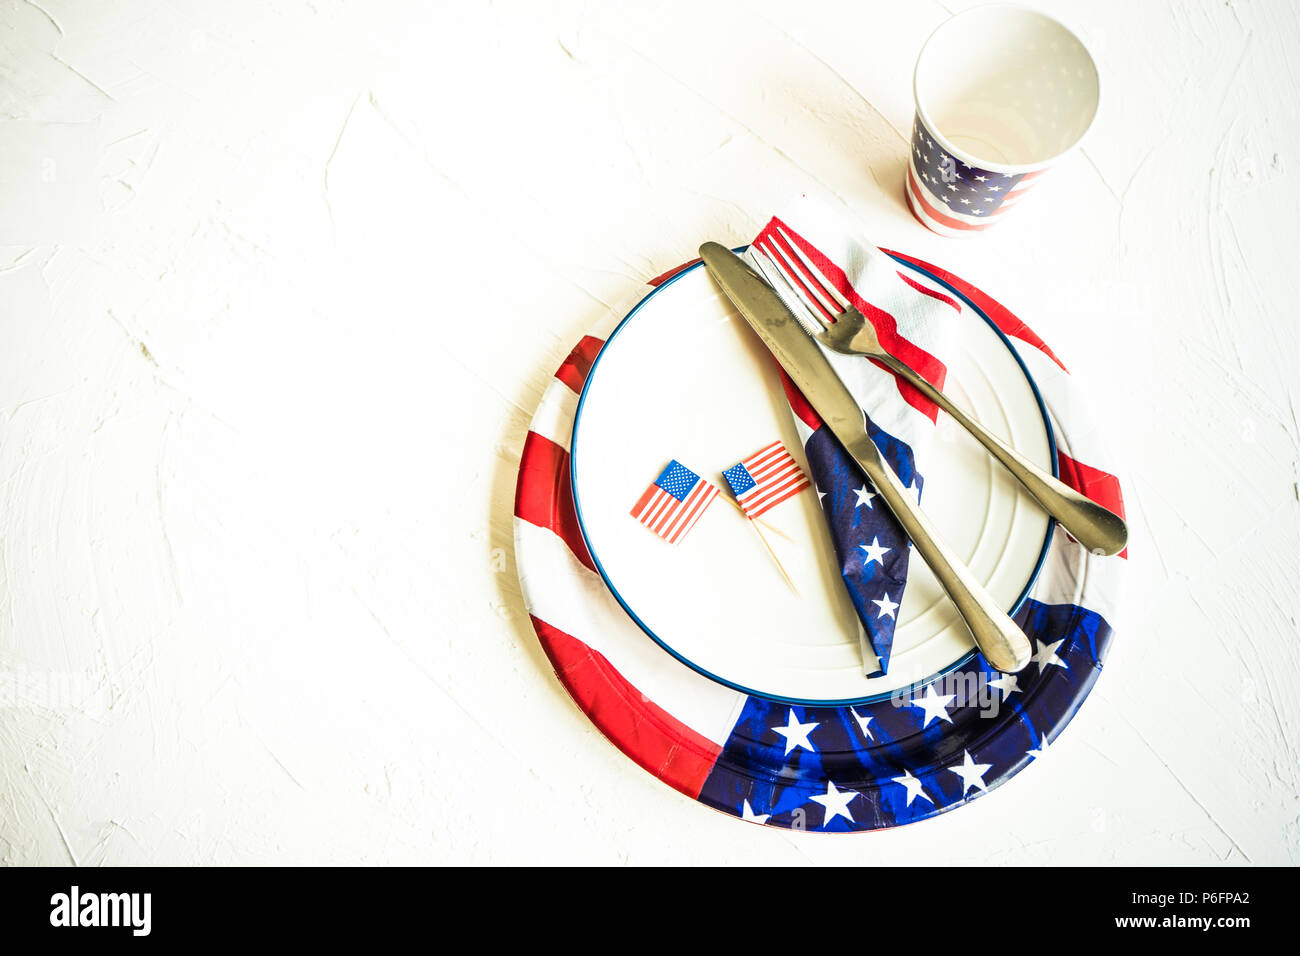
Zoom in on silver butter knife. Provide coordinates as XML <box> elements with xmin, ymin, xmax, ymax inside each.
<box><xmin>699</xmin><ymin>242</ymin><xmax>1031</xmax><ymax>673</ymax></box>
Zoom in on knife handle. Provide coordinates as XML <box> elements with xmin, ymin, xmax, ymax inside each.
<box><xmin>843</xmin><ymin>433</ymin><xmax>1032</xmax><ymax>673</ymax></box>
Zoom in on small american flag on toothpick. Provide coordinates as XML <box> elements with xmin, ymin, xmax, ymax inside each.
<box><xmin>722</xmin><ymin>441</ymin><xmax>811</xmax><ymax>519</ymax></box>
<box><xmin>630</xmin><ymin>460</ymin><xmax>719</xmax><ymax>544</ymax></box>
<box><xmin>721</xmin><ymin>441</ymin><xmax>807</xmax><ymax>593</ymax></box>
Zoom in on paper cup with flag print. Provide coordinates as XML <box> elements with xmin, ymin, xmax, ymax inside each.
<box><xmin>905</xmin><ymin>5</ymin><xmax>1100</xmax><ymax>237</ymax></box>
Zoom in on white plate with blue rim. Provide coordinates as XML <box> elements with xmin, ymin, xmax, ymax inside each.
<box><xmin>569</xmin><ymin>252</ymin><xmax>1055</xmax><ymax>706</ymax></box>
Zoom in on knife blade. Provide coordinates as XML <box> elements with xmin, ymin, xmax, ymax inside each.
<box><xmin>699</xmin><ymin>242</ymin><xmax>1031</xmax><ymax>673</ymax></box>
<box><xmin>698</xmin><ymin>243</ymin><xmax>877</xmax><ymax>452</ymax></box>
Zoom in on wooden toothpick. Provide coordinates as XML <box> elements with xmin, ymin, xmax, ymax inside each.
<box><xmin>746</xmin><ymin>517</ymin><xmax>799</xmax><ymax>595</ymax></box>
<box><xmin>754</xmin><ymin>516</ymin><xmax>793</xmax><ymax>543</ymax></box>
<box><xmin>718</xmin><ymin>495</ymin><xmax>792</xmax><ymax>542</ymax></box>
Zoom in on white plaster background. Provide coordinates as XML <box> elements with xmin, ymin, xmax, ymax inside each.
<box><xmin>0</xmin><ymin>0</ymin><xmax>1296</xmax><ymax>865</ymax></box>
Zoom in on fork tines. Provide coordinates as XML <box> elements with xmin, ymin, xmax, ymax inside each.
<box><xmin>751</xmin><ymin>230</ymin><xmax>851</xmax><ymax>331</ymax></box>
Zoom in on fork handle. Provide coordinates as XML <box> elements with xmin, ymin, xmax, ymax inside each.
<box><xmin>880</xmin><ymin>354</ymin><xmax>1128</xmax><ymax>557</ymax></box>
<box><xmin>842</xmin><ymin>432</ymin><xmax>1032</xmax><ymax>673</ymax></box>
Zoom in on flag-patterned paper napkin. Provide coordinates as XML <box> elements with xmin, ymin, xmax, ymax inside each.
<box><xmin>745</xmin><ymin>199</ymin><xmax>965</xmax><ymax>676</ymax></box>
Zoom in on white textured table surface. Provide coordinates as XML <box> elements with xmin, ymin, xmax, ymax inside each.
<box><xmin>1</xmin><ymin>0</ymin><xmax>1297</xmax><ymax>865</ymax></box>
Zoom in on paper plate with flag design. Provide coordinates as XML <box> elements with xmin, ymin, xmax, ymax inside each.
<box><xmin>513</xmin><ymin>253</ymin><xmax>1125</xmax><ymax>831</ymax></box>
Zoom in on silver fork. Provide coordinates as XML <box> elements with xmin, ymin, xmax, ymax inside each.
<box><xmin>751</xmin><ymin>235</ymin><xmax>1128</xmax><ymax>558</ymax></box>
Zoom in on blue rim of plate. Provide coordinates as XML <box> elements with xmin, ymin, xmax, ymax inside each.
<box><xmin>569</xmin><ymin>249</ymin><xmax>1058</xmax><ymax>707</ymax></box>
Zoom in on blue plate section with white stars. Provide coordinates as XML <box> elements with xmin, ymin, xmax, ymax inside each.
<box><xmin>696</xmin><ymin>600</ymin><xmax>1112</xmax><ymax>830</ymax></box>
